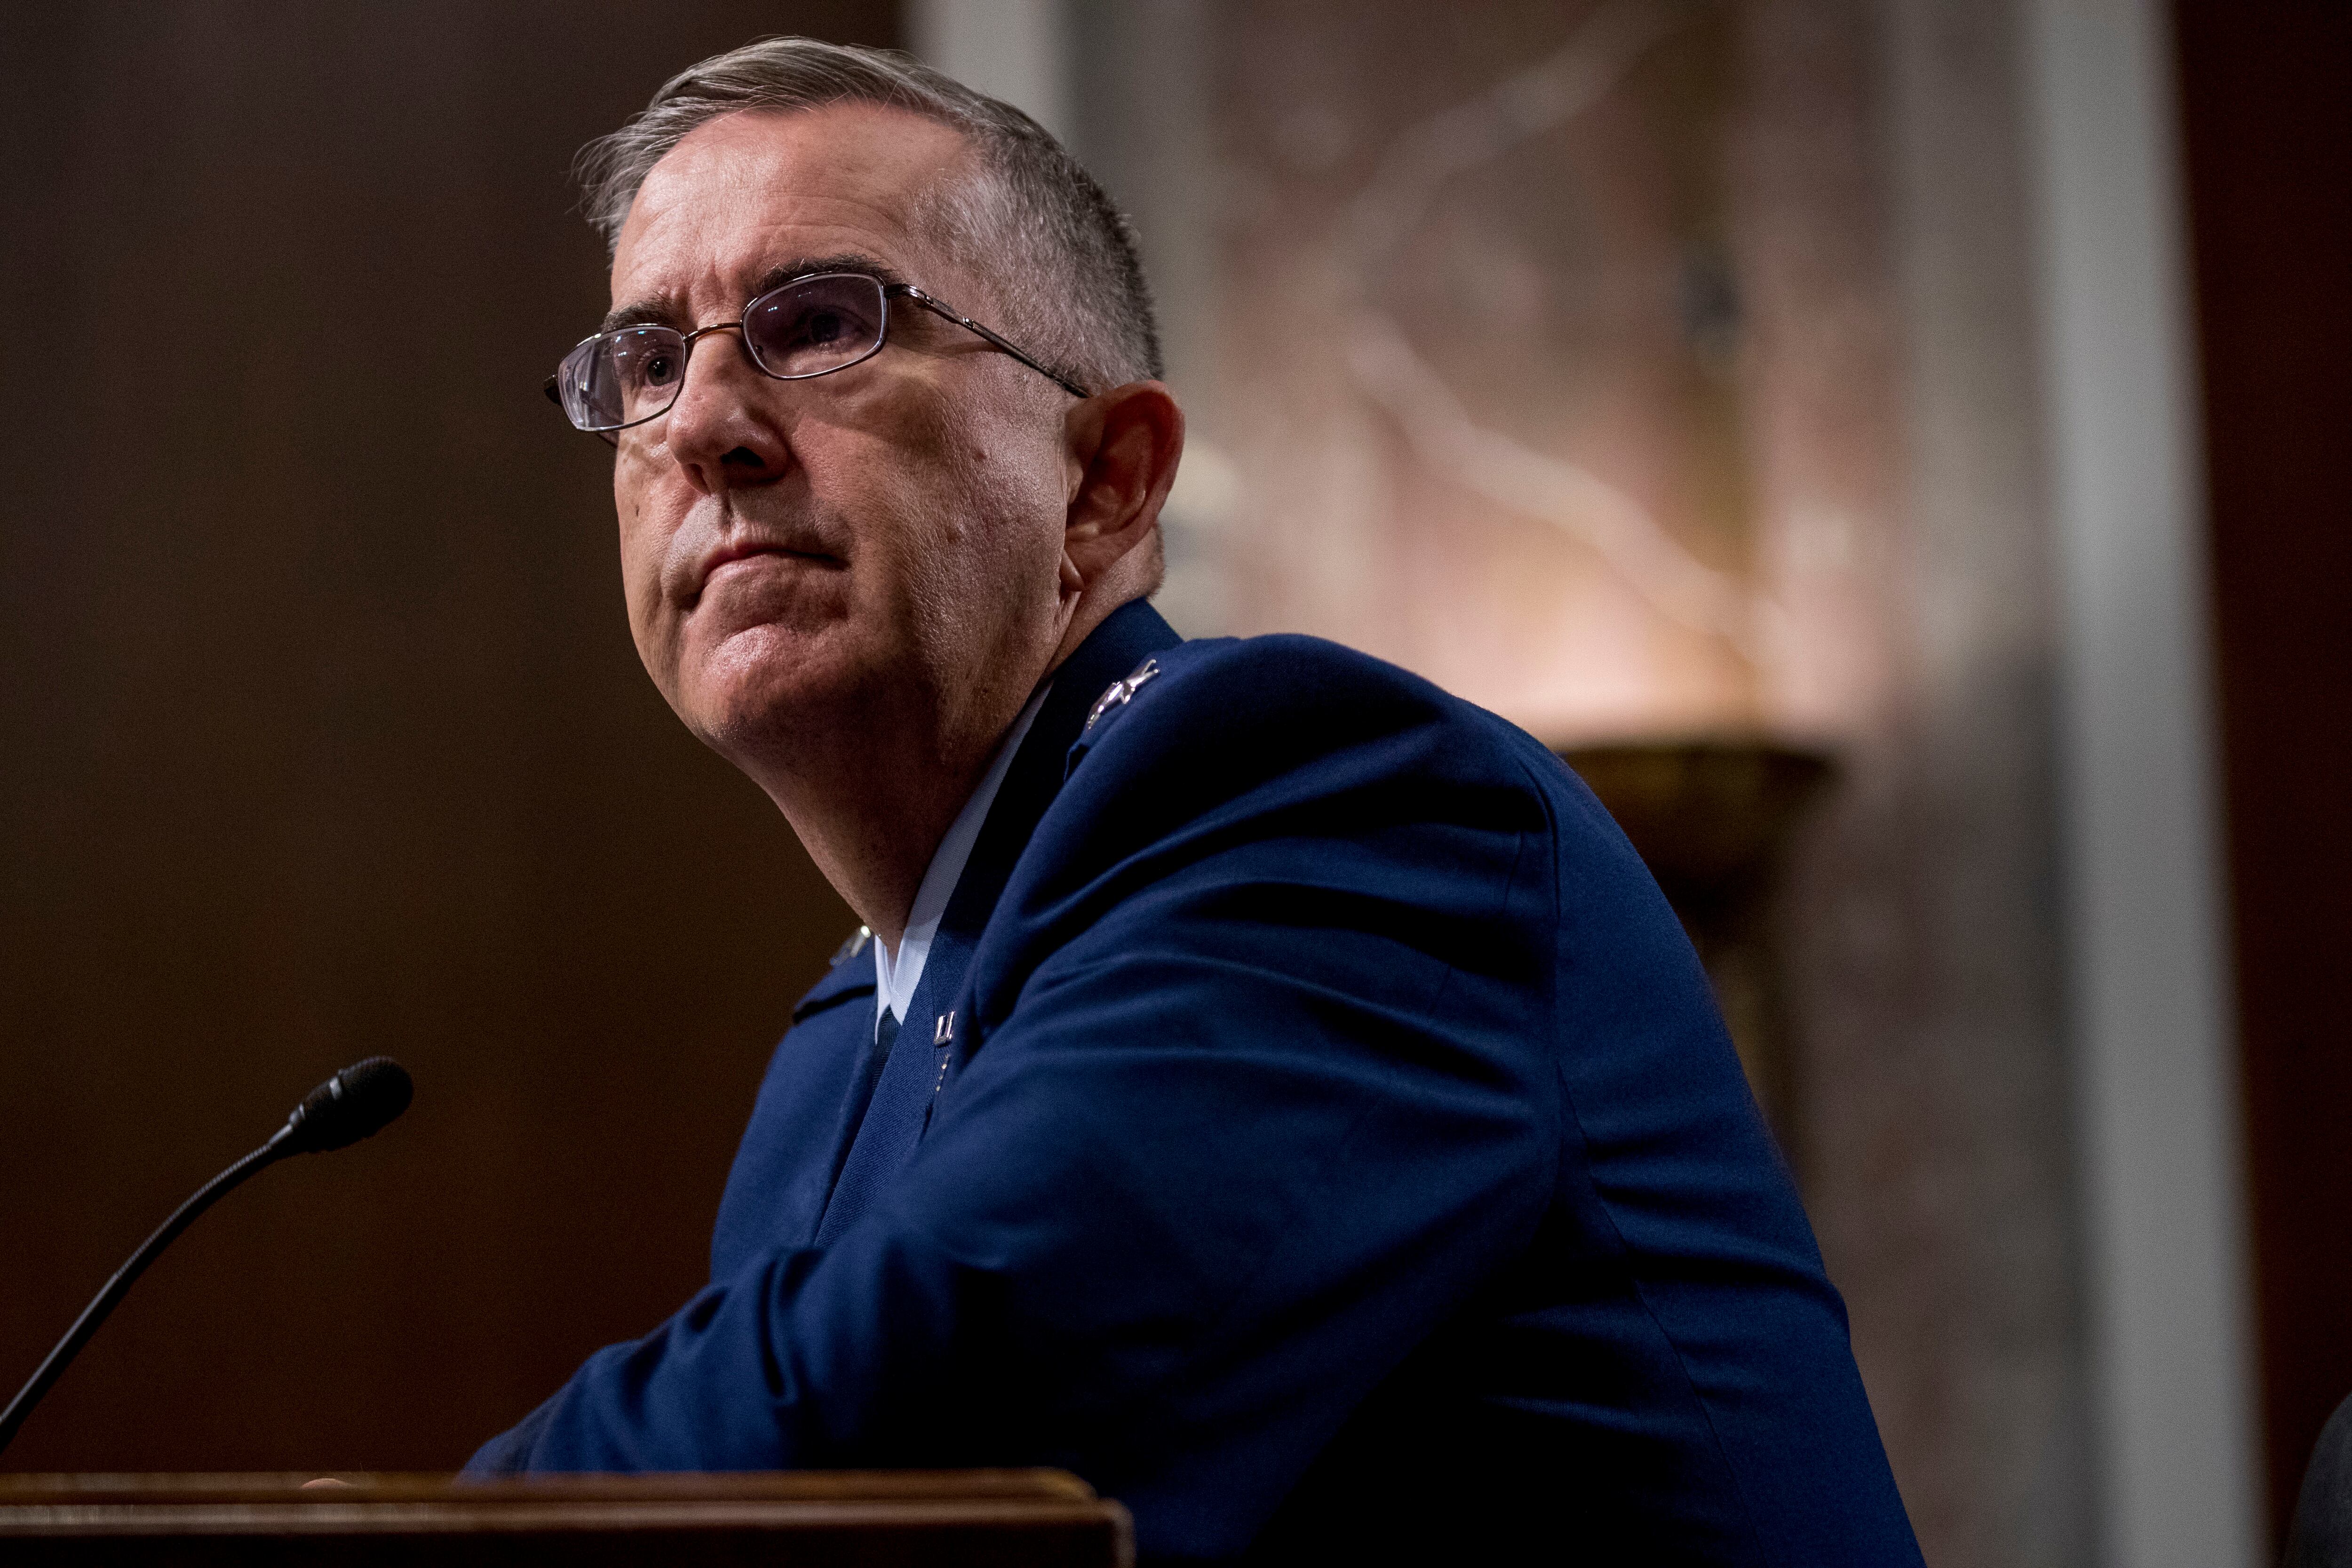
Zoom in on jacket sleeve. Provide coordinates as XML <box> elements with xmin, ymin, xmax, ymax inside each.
<box><xmin>476</xmin><ymin>643</ymin><xmax>1564</xmax><ymax>1556</ymax></box>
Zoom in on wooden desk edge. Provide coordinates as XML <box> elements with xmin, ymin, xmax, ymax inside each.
<box><xmin>0</xmin><ymin>1471</ymin><xmax>1132</xmax><ymax>1548</ymax></box>
<box><xmin>0</xmin><ymin>1468</ymin><xmax>1097</xmax><ymax>1504</ymax></box>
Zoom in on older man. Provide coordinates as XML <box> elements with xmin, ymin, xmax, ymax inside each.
<box><xmin>477</xmin><ymin>38</ymin><xmax>1921</xmax><ymax>1566</ymax></box>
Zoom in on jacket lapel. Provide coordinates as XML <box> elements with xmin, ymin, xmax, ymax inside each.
<box><xmin>811</xmin><ymin>601</ymin><xmax>1184</xmax><ymax>1246</ymax></box>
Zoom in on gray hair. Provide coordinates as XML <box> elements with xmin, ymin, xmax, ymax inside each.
<box><xmin>577</xmin><ymin>37</ymin><xmax>1162</xmax><ymax>395</ymax></box>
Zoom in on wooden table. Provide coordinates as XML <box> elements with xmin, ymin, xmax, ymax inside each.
<box><xmin>0</xmin><ymin>1469</ymin><xmax>1132</xmax><ymax>1565</ymax></box>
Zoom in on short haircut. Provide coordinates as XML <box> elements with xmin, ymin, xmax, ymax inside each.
<box><xmin>578</xmin><ymin>37</ymin><xmax>1162</xmax><ymax>396</ymax></box>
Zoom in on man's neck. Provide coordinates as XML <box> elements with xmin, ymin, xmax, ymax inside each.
<box><xmin>750</xmin><ymin>586</ymin><xmax>1146</xmax><ymax>950</ymax></box>
<box><xmin>763</xmin><ymin>692</ymin><xmax>1023</xmax><ymax>953</ymax></box>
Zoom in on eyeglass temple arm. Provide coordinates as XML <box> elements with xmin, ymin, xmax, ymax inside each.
<box><xmin>894</xmin><ymin>287</ymin><xmax>1093</xmax><ymax>400</ymax></box>
<box><xmin>545</xmin><ymin>375</ymin><xmax>618</xmax><ymax>447</ymax></box>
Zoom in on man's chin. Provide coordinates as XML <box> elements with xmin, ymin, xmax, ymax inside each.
<box><xmin>674</xmin><ymin>625</ymin><xmax>858</xmax><ymax>757</ymax></box>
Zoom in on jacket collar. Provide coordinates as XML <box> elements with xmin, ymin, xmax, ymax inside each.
<box><xmin>809</xmin><ymin>597</ymin><xmax>1184</xmax><ymax>1246</ymax></box>
<box><xmin>934</xmin><ymin>597</ymin><xmax>1185</xmax><ymax>947</ymax></box>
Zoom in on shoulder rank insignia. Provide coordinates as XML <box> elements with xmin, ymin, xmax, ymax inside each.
<box><xmin>829</xmin><ymin>925</ymin><xmax>873</xmax><ymax>966</ymax></box>
<box><xmin>1084</xmin><ymin>657</ymin><xmax>1161</xmax><ymax>732</ymax></box>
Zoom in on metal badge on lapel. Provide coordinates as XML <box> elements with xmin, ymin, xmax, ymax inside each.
<box><xmin>1084</xmin><ymin>657</ymin><xmax>1161</xmax><ymax>732</ymax></box>
<box><xmin>932</xmin><ymin>1011</ymin><xmax>957</xmax><ymax>1098</ymax></box>
<box><xmin>830</xmin><ymin>925</ymin><xmax>872</xmax><ymax>965</ymax></box>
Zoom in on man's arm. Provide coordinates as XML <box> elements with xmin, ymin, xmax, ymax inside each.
<box><xmin>461</xmin><ymin>1393</ymin><xmax>560</xmax><ymax>1477</ymax></box>
<box><xmin>481</xmin><ymin>645</ymin><xmax>1563</xmax><ymax>1559</ymax></box>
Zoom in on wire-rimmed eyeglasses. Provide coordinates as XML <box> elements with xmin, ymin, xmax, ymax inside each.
<box><xmin>544</xmin><ymin>271</ymin><xmax>1091</xmax><ymax>442</ymax></box>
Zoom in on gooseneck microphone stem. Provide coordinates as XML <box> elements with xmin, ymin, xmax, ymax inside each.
<box><xmin>0</xmin><ymin>1130</ymin><xmax>292</xmax><ymax>1457</ymax></box>
<box><xmin>0</xmin><ymin>1057</ymin><xmax>410</xmax><ymax>1460</ymax></box>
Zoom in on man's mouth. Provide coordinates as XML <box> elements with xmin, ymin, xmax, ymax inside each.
<box><xmin>686</xmin><ymin>540</ymin><xmax>842</xmax><ymax>608</ymax></box>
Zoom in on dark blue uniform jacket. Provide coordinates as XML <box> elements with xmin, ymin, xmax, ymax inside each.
<box><xmin>468</xmin><ymin>600</ymin><xmax>1922</xmax><ymax>1565</ymax></box>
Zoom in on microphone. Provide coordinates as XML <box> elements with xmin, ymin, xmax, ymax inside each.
<box><xmin>0</xmin><ymin>1057</ymin><xmax>413</xmax><ymax>1457</ymax></box>
<box><xmin>276</xmin><ymin>1056</ymin><xmax>414</xmax><ymax>1154</ymax></box>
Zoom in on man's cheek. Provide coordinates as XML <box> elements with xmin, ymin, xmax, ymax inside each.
<box><xmin>612</xmin><ymin>464</ymin><xmax>671</xmax><ymax>581</ymax></box>
<box><xmin>618</xmin><ymin>553</ymin><xmax>660</xmax><ymax>641</ymax></box>
<box><xmin>613</xmin><ymin>538</ymin><xmax>682</xmax><ymax>689</ymax></box>
<box><xmin>613</xmin><ymin>489</ymin><xmax>676</xmax><ymax>620</ymax></box>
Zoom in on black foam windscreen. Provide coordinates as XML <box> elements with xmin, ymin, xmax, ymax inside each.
<box><xmin>280</xmin><ymin>1057</ymin><xmax>414</xmax><ymax>1154</ymax></box>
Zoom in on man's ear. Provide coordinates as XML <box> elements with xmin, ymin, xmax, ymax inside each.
<box><xmin>1061</xmin><ymin>381</ymin><xmax>1185</xmax><ymax>589</ymax></box>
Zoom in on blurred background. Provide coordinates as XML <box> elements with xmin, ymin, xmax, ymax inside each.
<box><xmin>0</xmin><ymin>3</ymin><xmax>2341</xmax><ymax>1565</ymax></box>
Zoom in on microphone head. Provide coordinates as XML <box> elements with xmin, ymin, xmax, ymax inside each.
<box><xmin>281</xmin><ymin>1057</ymin><xmax>413</xmax><ymax>1154</ymax></box>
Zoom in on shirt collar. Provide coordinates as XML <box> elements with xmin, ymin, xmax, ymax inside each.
<box><xmin>874</xmin><ymin>682</ymin><xmax>1052</xmax><ymax>1024</ymax></box>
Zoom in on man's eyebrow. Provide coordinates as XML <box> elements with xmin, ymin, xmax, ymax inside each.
<box><xmin>751</xmin><ymin>254</ymin><xmax>913</xmax><ymax>296</ymax></box>
<box><xmin>598</xmin><ymin>254</ymin><xmax>914</xmax><ymax>335</ymax></box>
<box><xmin>599</xmin><ymin>299</ymin><xmax>682</xmax><ymax>334</ymax></box>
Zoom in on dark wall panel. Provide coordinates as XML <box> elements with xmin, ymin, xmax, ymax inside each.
<box><xmin>0</xmin><ymin>2</ymin><xmax>895</xmax><ymax>1472</ymax></box>
<box><xmin>2172</xmin><ymin>0</ymin><xmax>2352</xmax><ymax>1539</ymax></box>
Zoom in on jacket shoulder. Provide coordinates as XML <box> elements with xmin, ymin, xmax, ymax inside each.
<box><xmin>789</xmin><ymin>927</ymin><xmax>877</xmax><ymax>1026</ymax></box>
<box><xmin>1064</xmin><ymin>630</ymin><xmax>1565</xmax><ymax>795</ymax></box>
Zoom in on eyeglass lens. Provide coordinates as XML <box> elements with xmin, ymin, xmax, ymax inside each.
<box><xmin>556</xmin><ymin>273</ymin><xmax>891</xmax><ymax>432</ymax></box>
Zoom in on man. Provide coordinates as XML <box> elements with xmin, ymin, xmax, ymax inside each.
<box><xmin>477</xmin><ymin>38</ymin><xmax>1922</xmax><ymax>1565</ymax></box>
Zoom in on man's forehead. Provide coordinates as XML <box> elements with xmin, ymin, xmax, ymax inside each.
<box><xmin>609</xmin><ymin>103</ymin><xmax>971</xmax><ymax>315</ymax></box>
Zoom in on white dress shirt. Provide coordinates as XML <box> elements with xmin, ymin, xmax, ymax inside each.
<box><xmin>873</xmin><ymin>683</ymin><xmax>1051</xmax><ymax>1027</ymax></box>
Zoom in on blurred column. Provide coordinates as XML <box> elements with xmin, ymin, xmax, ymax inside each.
<box><xmin>906</xmin><ymin>0</ymin><xmax>1073</xmax><ymax>140</ymax></box>
<box><xmin>2021</xmin><ymin>1</ymin><xmax>2259</xmax><ymax>1564</ymax></box>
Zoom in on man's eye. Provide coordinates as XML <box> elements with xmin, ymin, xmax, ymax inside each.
<box><xmin>605</xmin><ymin>331</ymin><xmax>684</xmax><ymax>393</ymax></box>
<box><xmin>779</xmin><ymin>305</ymin><xmax>868</xmax><ymax>350</ymax></box>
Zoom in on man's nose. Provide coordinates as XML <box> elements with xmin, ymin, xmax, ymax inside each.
<box><xmin>660</xmin><ymin>328</ymin><xmax>790</xmax><ymax>494</ymax></box>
